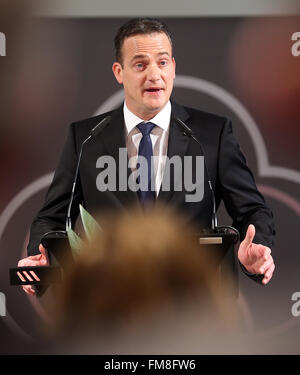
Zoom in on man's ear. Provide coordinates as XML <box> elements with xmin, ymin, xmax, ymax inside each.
<box><xmin>172</xmin><ymin>57</ymin><xmax>176</xmax><ymax>79</ymax></box>
<box><xmin>112</xmin><ymin>62</ymin><xmax>123</xmax><ymax>84</ymax></box>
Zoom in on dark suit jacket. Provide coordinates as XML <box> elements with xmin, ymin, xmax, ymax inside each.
<box><xmin>27</xmin><ymin>102</ymin><xmax>275</xmax><ymax>281</ymax></box>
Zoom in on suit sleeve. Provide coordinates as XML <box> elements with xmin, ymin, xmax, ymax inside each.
<box><xmin>27</xmin><ymin>123</ymin><xmax>82</xmax><ymax>256</ymax></box>
<box><xmin>217</xmin><ymin>119</ymin><xmax>275</xmax><ymax>283</ymax></box>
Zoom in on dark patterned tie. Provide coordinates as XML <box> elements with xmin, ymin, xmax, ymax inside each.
<box><xmin>136</xmin><ymin>122</ymin><xmax>156</xmax><ymax>203</ymax></box>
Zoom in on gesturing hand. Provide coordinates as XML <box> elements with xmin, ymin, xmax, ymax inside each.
<box><xmin>17</xmin><ymin>244</ymin><xmax>49</xmax><ymax>295</ymax></box>
<box><xmin>238</xmin><ymin>224</ymin><xmax>275</xmax><ymax>285</ymax></box>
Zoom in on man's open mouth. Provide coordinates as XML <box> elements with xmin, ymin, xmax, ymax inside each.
<box><xmin>145</xmin><ymin>88</ymin><xmax>163</xmax><ymax>93</ymax></box>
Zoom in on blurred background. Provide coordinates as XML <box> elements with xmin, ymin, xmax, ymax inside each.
<box><xmin>0</xmin><ymin>0</ymin><xmax>300</xmax><ymax>354</ymax></box>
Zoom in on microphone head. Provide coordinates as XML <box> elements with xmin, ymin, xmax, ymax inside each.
<box><xmin>90</xmin><ymin>116</ymin><xmax>111</xmax><ymax>138</ymax></box>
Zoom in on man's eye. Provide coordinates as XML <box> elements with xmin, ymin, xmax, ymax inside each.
<box><xmin>160</xmin><ymin>60</ymin><xmax>168</xmax><ymax>66</ymax></box>
<box><xmin>136</xmin><ymin>63</ymin><xmax>144</xmax><ymax>69</ymax></box>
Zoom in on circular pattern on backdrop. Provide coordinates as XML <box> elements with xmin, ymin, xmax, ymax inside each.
<box><xmin>1</xmin><ymin>75</ymin><xmax>299</xmax><ymax>343</ymax></box>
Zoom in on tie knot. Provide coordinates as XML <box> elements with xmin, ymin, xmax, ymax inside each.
<box><xmin>137</xmin><ymin>122</ymin><xmax>156</xmax><ymax>136</ymax></box>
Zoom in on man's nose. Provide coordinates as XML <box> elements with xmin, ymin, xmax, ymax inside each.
<box><xmin>147</xmin><ymin>63</ymin><xmax>160</xmax><ymax>81</ymax></box>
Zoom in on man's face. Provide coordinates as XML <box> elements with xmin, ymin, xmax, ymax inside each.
<box><xmin>112</xmin><ymin>32</ymin><xmax>176</xmax><ymax>120</ymax></box>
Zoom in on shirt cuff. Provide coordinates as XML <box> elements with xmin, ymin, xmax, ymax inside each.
<box><xmin>239</xmin><ymin>261</ymin><xmax>265</xmax><ymax>285</ymax></box>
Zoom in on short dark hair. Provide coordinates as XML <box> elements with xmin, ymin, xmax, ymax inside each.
<box><xmin>114</xmin><ymin>18</ymin><xmax>173</xmax><ymax>65</ymax></box>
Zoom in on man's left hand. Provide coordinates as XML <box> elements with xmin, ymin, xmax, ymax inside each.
<box><xmin>238</xmin><ymin>224</ymin><xmax>275</xmax><ymax>285</ymax></box>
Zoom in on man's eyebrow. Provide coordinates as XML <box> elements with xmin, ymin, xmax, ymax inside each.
<box><xmin>130</xmin><ymin>52</ymin><xmax>171</xmax><ymax>62</ymax></box>
<box><xmin>157</xmin><ymin>52</ymin><xmax>171</xmax><ymax>57</ymax></box>
<box><xmin>131</xmin><ymin>54</ymin><xmax>148</xmax><ymax>62</ymax></box>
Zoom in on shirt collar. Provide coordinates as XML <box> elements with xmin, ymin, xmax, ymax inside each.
<box><xmin>123</xmin><ymin>101</ymin><xmax>171</xmax><ymax>135</ymax></box>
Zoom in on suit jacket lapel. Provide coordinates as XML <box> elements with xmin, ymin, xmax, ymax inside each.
<box><xmin>157</xmin><ymin>102</ymin><xmax>191</xmax><ymax>203</ymax></box>
<box><xmin>92</xmin><ymin>105</ymin><xmax>139</xmax><ymax>206</ymax></box>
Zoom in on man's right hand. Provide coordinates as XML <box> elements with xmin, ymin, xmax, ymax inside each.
<box><xmin>17</xmin><ymin>244</ymin><xmax>49</xmax><ymax>295</ymax></box>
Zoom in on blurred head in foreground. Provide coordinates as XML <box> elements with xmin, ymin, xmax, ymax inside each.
<box><xmin>46</xmin><ymin>204</ymin><xmax>241</xmax><ymax>353</ymax></box>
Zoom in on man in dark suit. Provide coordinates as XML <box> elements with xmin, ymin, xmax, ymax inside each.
<box><xmin>19</xmin><ymin>18</ymin><xmax>275</xmax><ymax>295</ymax></box>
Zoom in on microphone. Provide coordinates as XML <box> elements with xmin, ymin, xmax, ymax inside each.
<box><xmin>66</xmin><ymin>115</ymin><xmax>111</xmax><ymax>231</ymax></box>
<box><xmin>173</xmin><ymin>117</ymin><xmax>218</xmax><ymax>231</ymax></box>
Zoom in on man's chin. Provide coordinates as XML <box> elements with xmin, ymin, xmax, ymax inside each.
<box><xmin>143</xmin><ymin>99</ymin><xmax>168</xmax><ymax>113</ymax></box>
<box><xmin>142</xmin><ymin>107</ymin><xmax>164</xmax><ymax>119</ymax></box>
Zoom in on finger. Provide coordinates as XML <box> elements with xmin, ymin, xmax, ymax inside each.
<box><xmin>250</xmin><ymin>244</ymin><xmax>271</xmax><ymax>257</ymax></box>
<box><xmin>262</xmin><ymin>264</ymin><xmax>275</xmax><ymax>285</ymax></box>
<box><xmin>252</xmin><ymin>252</ymin><xmax>273</xmax><ymax>273</ymax></box>
<box><xmin>264</xmin><ymin>263</ymin><xmax>275</xmax><ymax>279</ymax></box>
<box><xmin>18</xmin><ymin>258</ymin><xmax>45</xmax><ymax>267</ymax></box>
<box><xmin>22</xmin><ymin>285</ymin><xmax>36</xmax><ymax>295</ymax></box>
<box><xmin>243</xmin><ymin>224</ymin><xmax>255</xmax><ymax>247</ymax></box>
<box><xmin>27</xmin><ymin>255</ymin><xmax>43</xmax><ymax>261</ymax></box>
<box><xmin>259</xmin><ymin>257</ymin><xmax>274</xmax><ymax>274</ymax></box>
<box><xmin>243</xmin><ymin>253</ymin><xmax>272</xmax><ymax>274</ymax></box>
<box><xmin>257</xmin><ymin>245</ymin><xmax>271</xmax><ymax>258</ymax></box>
<box><xmin>39</xmin><ymin>244</ymin><xmax>49</xmax><ymax>265</ymax></box>
<box><xmin>39</xmin><ymin>244</ymin><xmax>47</xmax><ymax>256</ymax></box>
<box><xmin>23</xmin><ymin>286</ymin><xmax>35</xmax><ymax>294</ymax></box>
<box><xmin>18</xmin><ymin>255</ymin><xmax>40</xmax><ymax>266</ymax></box>
<box><xmin>247</xmin><ymin>244</ymin><xmax>272</xmax><ymax>266</ymax></box>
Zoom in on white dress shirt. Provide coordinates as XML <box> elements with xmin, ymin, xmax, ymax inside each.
<box><xmin>124</xmin><ymin>101</ymin><xmax>171</xmax><ymax>196</ymax></box>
